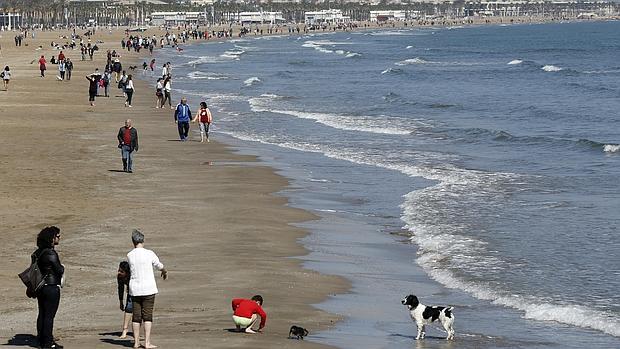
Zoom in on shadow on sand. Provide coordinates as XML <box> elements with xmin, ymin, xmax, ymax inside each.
<box><xmin>99</xmin><ymin>332</ymin><xmax>134</xmax><ymax>348</ymax></box>
<box><xmin>2</xmin><ymin>334</ymin><xmax>38</xmax><ymax>348</ymax></box>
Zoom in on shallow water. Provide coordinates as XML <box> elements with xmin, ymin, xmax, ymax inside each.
<box><xmin>156</xmin><ymin>21</ymin><xmax>620</xmax><ymax>348</ymax></box>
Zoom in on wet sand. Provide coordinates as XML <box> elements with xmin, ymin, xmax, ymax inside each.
<box><xmin>0</xmin><ymin>29</ymin><xmax>347</xmax><ymax>348</ymax></box>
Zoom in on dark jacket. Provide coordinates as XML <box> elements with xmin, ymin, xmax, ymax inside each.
<box><xmin>117</xmin><ymin>126</ymin><xmax>139</xmax><ymax>152</ymax></box>
<box><xmin>32</xmin><ymin>248</ymin><xmax>64</xmax><ymax>287</ymax></box>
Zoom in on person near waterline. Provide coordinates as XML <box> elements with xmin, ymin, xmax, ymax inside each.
<box><xmin>191</xmin><ymin>101</ymin><xmax>213</xmax><ymax>143</ymax></box>
<box><xmin>127</xmin><ymin>230</ymin><xmax>168</xmax><ymax>349</ymax></box>
<box><xmin>231</xmin><ymin>295</ymin><xmax>267</xmax><ymax>334</ymax></box>
<box><xmin>117</xmin><ymin>119</ymin><xmax>139</xmax><ymax>173</ymax></box>
<box><xmin>32</xmin><ymin>226</ymin><xmax>64</xmax><ymax>349</ymax></box>
<box><xmin>174</xmin><ymin>97</ymin><xmax>192</xmax><ymax>141</ymax></box>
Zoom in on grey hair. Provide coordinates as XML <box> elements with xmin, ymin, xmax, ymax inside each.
<box><xmin>131</xmin><ymin>229</ymin><xmax>144</xmax><ymax>245</ymax></box>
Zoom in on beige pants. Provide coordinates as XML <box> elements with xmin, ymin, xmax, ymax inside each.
<box><xmin>233</xmin><ymin>314</ymin><xmax>258</xmax><ymax>329</ymax></box>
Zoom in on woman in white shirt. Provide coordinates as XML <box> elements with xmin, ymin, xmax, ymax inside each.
<box><xmin>124</xmin><ymin>75</ymin><xmax>134</xmax><ymax>107</ymax></box>
<box><xmin>127</xmin><ymin>230</ymin><xmax>167</xmax><ymax>349</ymax></box>
<box><xmin>1</xmin><ymin>66</ymin><xmax>10</xmax><ymax>91</ymax></box>
<box><xmin>162</xmin><ymin>76</ymin><xmax>172</xmax><ymax>109</ymax></box>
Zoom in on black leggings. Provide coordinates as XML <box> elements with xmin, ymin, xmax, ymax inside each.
<box><xmin>37</xmin><ymin>285</ymin><xmax>60</xmax><ymax>347</ymax></box>
<box><xmin>126</xmin><ymin>89</ymin><xmax>134</xmax><ymax>105</ymax></box>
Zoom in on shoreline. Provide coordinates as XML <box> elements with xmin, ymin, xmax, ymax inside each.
<box><xmin>0</xmin><ymin>28</ymin><xmax>348</xmax><ymax>348</ymax></box>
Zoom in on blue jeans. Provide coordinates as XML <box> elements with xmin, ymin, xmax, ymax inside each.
<box><xmin>121</xmin><ymin>145</ymin><xmax>133</xmax><ymax>171</ymax></box>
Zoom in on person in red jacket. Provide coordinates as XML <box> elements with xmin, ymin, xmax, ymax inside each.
<box><xmin>231</xmin><ymin>295</ymin><xmax>266</xmax><ymax>333</ymax></box>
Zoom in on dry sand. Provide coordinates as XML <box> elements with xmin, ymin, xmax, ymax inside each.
<box><xmin>0</xmin><ymin>28</ymin><xmax>348</xmax><ymax>348</ymax></box>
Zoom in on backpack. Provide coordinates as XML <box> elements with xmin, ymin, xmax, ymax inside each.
<box><xmin>18</xmin><ymin>249</ymin><xmax>46</xmax><ymax>298</ymax></box>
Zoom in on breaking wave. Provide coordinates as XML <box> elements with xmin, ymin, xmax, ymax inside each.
<box><xmin>243</xmin><ymin>77</ymin><xmax>261</xmax><ymax>87</ymax></box>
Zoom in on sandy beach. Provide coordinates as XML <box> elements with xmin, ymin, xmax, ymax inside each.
<box><xmin>0</xmin><ymin>28</ymin><xmax>348</xmax><ymax>348</ymax></box>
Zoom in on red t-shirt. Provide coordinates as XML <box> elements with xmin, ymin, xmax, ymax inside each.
<box><xmin>123</xmin><ymin>127</ymin><xmax>132</xmax><ymax>145</ymax></box>
<box><xmin>231</xmin><ymin>299</ymin><xmax>267</xmax><ymax>328</ymax></box>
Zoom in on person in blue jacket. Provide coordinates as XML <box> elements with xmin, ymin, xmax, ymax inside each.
<box><xmin>174</xmin><ymin>97</ymin><xmax>192</xmax><ymax>141</ymax></box>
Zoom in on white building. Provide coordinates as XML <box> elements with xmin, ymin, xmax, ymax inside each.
<box><xmin>238</xmin><ymin>12</ymin><xmax>285</xmax><ymax>24</ymax></box>
<box><xmin>370</xmin><ymin>10</ymin><xmax>408</xmax><ymax>22</ymax></box>
<box><xmin>304</xmin><ymin>9</ymin><xmax>350</xmax><ymax>25</ymax></box>
<box><xmin>149</xmin><ymin>12</ymin><xmax>205</xmax><ymax>26</ymax></box>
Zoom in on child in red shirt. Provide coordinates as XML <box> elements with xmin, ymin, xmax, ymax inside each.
<box><xmin>231</xmin><ymin>295</ymin><xmax>266</xmax><ymax>333</ymax></box>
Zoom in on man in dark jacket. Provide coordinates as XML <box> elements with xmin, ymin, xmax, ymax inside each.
<box><xmin>117</xmin><ymin>119</ymin><xmax>139</xmax><ymax>173</ymax></box>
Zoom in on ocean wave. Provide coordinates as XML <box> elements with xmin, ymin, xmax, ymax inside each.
<box><xmin>243</xmin><ymin>77</ymin><xmax>261</xmax><ymax>87</ymax></box>
<box><xmin>507</xmin><ymin>59</ymin><xmax>523</xmax><ymax>65</ymax></box>
<box><xmin>186</xmin><ymin>55</ymin><xmax>236</xmax><ymax>66</ymax></box>
<box><xmin>381</xmin><ymin>67</ymin><xmax>404</xmax><ymax>75</ymax></box>
<box><xmin>345</xmin><ymin>52</ymin><xmax>361</xmax><ymax>58</ymax></box>
<box><xmin>406</xmin><ymin>45</ymin><xmax>413</xmax><ymax>49</ymax></box>
<box><xmin>249</xmin><ymin>94</ymin><xmax>413</xmax><ymax>135</ymax></box>
<box><xmin>396</xmin><ymin>57</ymin><xmax>434</xmax><ymax>65</ymax></box>
<box><xmin>221</xmin><ymin>49</ymin><xmax>245</xmax><ymax>59</ymax></box>
<box><xmin>187</xmin><ymin>71</ymin><xmax>229</xmax><ymax>80</ymax></box>
<box><xmin>603</xmin><ymin>144</ymin><xmax>620</xmax><ymax>153</ymax></box>
<box><xmin>541</xmin><ymin>65</ymin><xmax>563</xmax><ymax>72</ymax></box>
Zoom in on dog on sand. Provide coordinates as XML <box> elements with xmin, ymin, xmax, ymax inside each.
<box><xmin>401</xmin><ymin>295</ymin><xmax>455</xmax><ymax>340</ymax></box>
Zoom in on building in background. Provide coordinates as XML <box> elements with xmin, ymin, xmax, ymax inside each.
<box><xmin>304</xmin><ymin>9</ymin><xmax>350</xmax><ymax>25</ymax></box>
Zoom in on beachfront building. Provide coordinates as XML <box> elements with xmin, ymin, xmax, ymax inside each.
<box><xmin>237</xmin><ymin>12</ymin><xmax>285</xmax><ymax>24</ymax></box>
<box><xmin>149</xmin><ymin>12</ymin><xmax>206</xmax><ymax>26</ymax></box>
<box><xmin>369</xmin><ymin>10</ymin><xmax>408</xmax><ymax>22</ymax></box>
<box><xmin>0</xmin><ymin>12</ymin><xmax>22</xmax><ymax>30</ymax></box>
<box><xmin>304</xmin><ymin>9</ymin><xmax>350</xmax><ymax>26</ymax></box>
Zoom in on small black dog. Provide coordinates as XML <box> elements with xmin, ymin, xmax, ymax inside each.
<box><xmin>288</xmin><ymin>325</ymin><xmax>309</xmax><ymax>340</ymax></box>
<box><xmin>128</xmin><ymin>65</ymin><xmax>137</xmax><ymax>70</ymax></box>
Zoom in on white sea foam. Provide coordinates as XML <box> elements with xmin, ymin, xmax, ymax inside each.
<box><xmin>187</xmin><ymin>71</ymin><xmax>229</xmax><ymax>80</ymax></box>
<box><xmin>603</xmin><ymin>144</ymin><xmax>620</xmax><ymax>153</ymax></box>
<box><xmin>406</xmin><ymin>45</ymin><xmax>413</xmax><ymax>49</ymax></box>
<box><xmin>396</xmin><ymin>57</ymin><xmax>433</xmax><ymax>65</ymax></box>
<box><xmin>243</xmin><ymin>77</ymin><xmax>261</xmax><ymax>87</ymax></box>
<box><xmin>249</xmin><ymin>94</ymin><xmax>412</xmax><ymax>135</ymax></box>
<box><xmin>346</xmin><ymin>52</ymin><xmax>361</xmax><ymax>58</ymax></box>
<box><xmin>221</xmin><ymin>49</ymin><xmax>245</xmax><ymax>59</ymax></box>
<box><xmin>186</xmin><ymin>55</ymin><xmax>235</xmax><ymax>65</ymax></box>
<box><xmin>542</xmin><ymin>65</ymin><xmax>563</xmax><ymax>72</ymax></box>
<box><xmin>508</xmin><ymin>59</ymin><xmax>523</xmax><ymax>65</ymax></box>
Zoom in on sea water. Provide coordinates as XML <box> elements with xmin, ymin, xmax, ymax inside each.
<box><xmin>155</xmin><ymin>21</ymin><xmax>620</xmax><ymax>348</ymax></box>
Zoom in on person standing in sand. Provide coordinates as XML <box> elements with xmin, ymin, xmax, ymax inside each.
<box><xmin>85</xmin><ymin>73</ymin><xmax>99</xmax><ymax>107</ymax></box>
<box><xmin>127</xmin><ymin>230</ymin><xmax>167</xmax><ymax>349</ymax></box>
<box><xmin>191</xmin><ymin>101</ymin><xmax>212</xmax><ymax>143</ymax></box>
<box><xmin>231</xmin><ymin>295</ymin><xmax>267</xmax><ymax>334</ymax></box>
<box><xmin>117</xmin><ymin>119</ymin><xmax>139</xmax><ymax>173</ymax></box>
<box><xmin>38</xmin><ymin>55</ymin><xmax>46</xmax><ymax>77</ymax></box>
<box><xmin>1</xmin><ymin>66</ymin><xmax>10</xmax><ymax>91</ymax></box>
<box><xmin>32</xmin><ymin>226</ymin><xmax>64</xmax><ymax>349</ymax></box>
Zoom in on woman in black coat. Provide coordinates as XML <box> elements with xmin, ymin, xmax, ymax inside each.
<box><xmin>33</xmin><ymin>226</ymin><xmax>64</xmax><ymax>349</ymax></box>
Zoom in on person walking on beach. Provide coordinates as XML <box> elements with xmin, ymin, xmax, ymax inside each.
<box><xmin>38</xmin><ymin>55</ymin><xmax>46</xmax><ymax>77</ymax></box>
<box><xmin>127</xmin><ymin>230</ymin><xmax>168</xmax><ymax>349</ymax></box>
<box><xmin>124</xmin><ymin>75</ymin><xmax>134</xmax><ymax>108</ymax></box>
<box><xmin>155</xmin><ymin>78</ymin><xmax>164</xmax><ymax>108</ymax></box>
<box><xmin>174</xmin><ymin>97</ymin><xmax>192</xmax><ymax>141</ymax></box>
<box><xmin>103</xmin><ymin>69</ymin><xmax>112</xmax><ymax>97</ymax></box>
<box><xmin>231</xmin><ymin>295</ymin><xmax>267</xmax><ymax>334</ymax></box>
<box><xmin>58</xmin><ymin>60</ymin><xmax>66</xmax><ymax>81</ymax></box>
<box><xmin>1</xmin><ymin>66</ymin><xmax>10</xmax><ymax>91</ymax></box>
<box><xmin>86</xmin><ymin>73</ymin><xmax>99</xmax><ymax>106</ymax></box>
<box><xmin>65</xmin><ymin>59</ymin><xmax>73</xmax><ymax>81</ymax></box>
<box><xmin>162</xmin><ymin>76</ymin><xmax>172</xmax><ymax>109</ymax></box>
<box><xmin>117</xmin><ymin>119</ymin><xmax>139</xmax><ymax>173</ymax></box>
<box><xmin>117</xmin><ymin>261</ymin><xmax>133</xmax><ymax>339</ymax></box>
<box><xmin>191</xmin><ymin>101</ymin><xmax>212</xmax><ymax>143</ymax></box>
<box><xmin>32</xmin><ymin>226</ymin><xmax>64</xmax><ymax>349</ymax></box>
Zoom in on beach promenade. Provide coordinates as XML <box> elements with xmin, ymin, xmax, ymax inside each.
<box><xmin>0</xmin><ymin>28</ymin><xmax>347</xmax><ymax>348</ymax></box>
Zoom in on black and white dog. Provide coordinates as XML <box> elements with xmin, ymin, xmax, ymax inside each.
<box><xmin>401</xmin><ymin>295</ymin><xmax>455</xmax><ymax>340</ymax></box>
